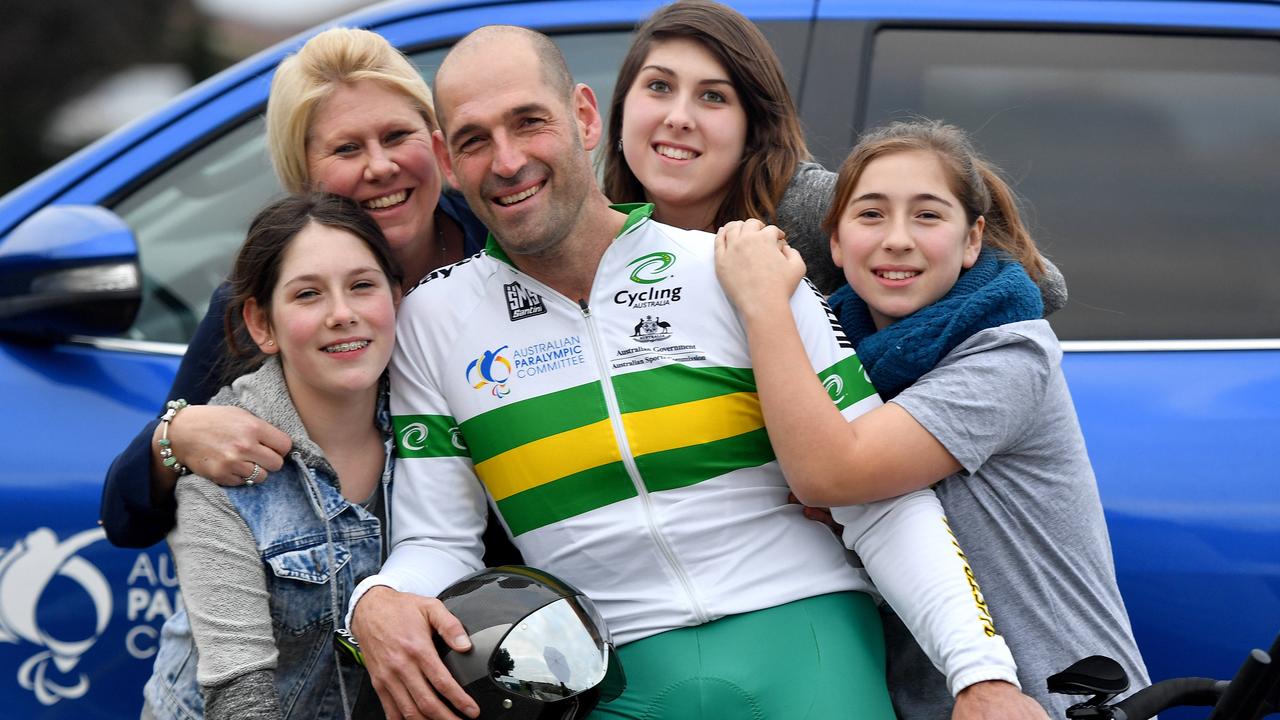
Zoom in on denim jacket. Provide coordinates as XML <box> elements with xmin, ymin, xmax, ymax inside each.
<box><xmin>143</xmin><ymin>357</ymin><xmax>390</xmax><ymax>720</ymax></box>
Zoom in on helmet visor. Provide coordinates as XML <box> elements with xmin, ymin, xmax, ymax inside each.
<box><xmin>490</xmin><ymin>597</ymin><xmax>613</xmax><ymax>702</ymax></box>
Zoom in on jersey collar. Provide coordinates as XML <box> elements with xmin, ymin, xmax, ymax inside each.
<box><xmin>484</xmin><ymin>203</ymin><xmax>655</xmax><ymax>269</ymax></box>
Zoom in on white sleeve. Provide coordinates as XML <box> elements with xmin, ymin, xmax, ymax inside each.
<box><xmin>790</xmin><ymin>279</ymin><xmax>882</xmax><ymax>418</ymax></box>
<box><xmin>833</xmin><ymin>490</ymin><xmax>1021</xmax><ymax>696</ymax></box>
<box><xmin>346</xmin><ymin>309</ymin><xmax>487</xmax><ymax>633</ymax></box>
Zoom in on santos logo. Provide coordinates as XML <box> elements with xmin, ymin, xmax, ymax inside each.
<box><xmin>0</xmin><ymin>528</ymin><xmax>110</xmax><ymax>706</ymax></box>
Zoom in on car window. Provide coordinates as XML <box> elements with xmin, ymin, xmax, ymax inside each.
<box><xmin>114</xmin><ymin>119</ymin><xmax>278</xmax><ymax>344</ymax></box>
<box><xmin>114</xmin><ymin>30</ymin><xmax>632</xmax><ymax>346</ymax></box>
<box><xmin>863</xmin><ymin>29</ymin><xmax>1280</xmax><ymax>341</ymax></box>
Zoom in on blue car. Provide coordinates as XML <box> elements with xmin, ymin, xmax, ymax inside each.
<box><xmin>1</xmin><ymin>1</ymin><xmax>1277</xmax><ymax>717</ymax></box>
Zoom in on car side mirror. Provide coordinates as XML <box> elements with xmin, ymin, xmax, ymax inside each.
<box><xmin>0</xmin><ymin>205</ymin><xmax>141</xmax><ymax>341</ymax></box>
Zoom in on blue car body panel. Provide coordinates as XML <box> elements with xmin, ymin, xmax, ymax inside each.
<box><xmin>1065</xmin><ymin>349</ymin><xmax>1280</xmax><ymax>698</ymax></box>
<box><xmin>1</xmin><ymin>1</ymin><xmax>1276</xmax><ymax>717</ymax></box>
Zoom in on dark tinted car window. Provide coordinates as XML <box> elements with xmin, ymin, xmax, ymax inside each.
<box><xmin>864</xmin><ymin>29</ymin><xmax>1280</xmax><ymax>341</ymax></box>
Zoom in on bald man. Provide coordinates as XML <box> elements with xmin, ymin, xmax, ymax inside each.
<box><xmin>346</xmin><ymin>26</ymin><xmax>1043</xmax><ymax>720</ymax></box>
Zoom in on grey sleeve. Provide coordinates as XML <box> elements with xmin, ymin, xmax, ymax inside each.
<box><xmin>1037</xmin><ymin>257</ymin><xmax>1069</xmax><ymax>316</ymax></box>
<box><xmin>171</xmin><ymin>476</ymin><xmax>279</xmax><ymax>687</ymax></box>
<box><xmin>775</xmin><ymin>163</ymin><xmax>845</xmax><ymax>295</ymax></box>
<box><xmin>204</xmin><ymin>669</ymin><xmax>281</xmax><ymax>720</ymax></box>
<box><xmin>891</xmin><ymin>331</ymin><xmax>1051</xmax><ymax>474</ymax></box>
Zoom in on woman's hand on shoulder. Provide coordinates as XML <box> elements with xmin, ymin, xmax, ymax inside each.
<box><xmin>714</xmin><ymin>219</ymin><xmax>807</xmax><ymax>318</ymax></box>
<box><xmin>158</xmin><ymin>404</ymin><xmax>292</xmax><ymax>487</ymax></box>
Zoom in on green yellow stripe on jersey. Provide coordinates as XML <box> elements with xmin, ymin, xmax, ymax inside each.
<box><xmin>496</xmin><ymin>462</ymin><xmax>636</xmax><ymax>537</ymax></box>
<box><xmin>613</xmin><ymin>364</ymin><xmax>757</xmax><ymax>413</ymax></box>
<box><xmin>416</xmin><ymin>358</ymin><xmax>871</xmax><ymax>536</ymax></box>
<box><xmin>637</xmin><ymin>427</ymin><xmax>775</xmax><ymax>493</ymax></box>
<box><xmin>475</xmin><ymin>418</ymin><xmax>621</xmax><ymax>501</ymax></box>
<box><xmin>622</xmin><ymin>391</ymin><xmax>764</xmax><ymax>457</ymax></box>
<box><xmin>459</xmin><ymin>380</ymin><xmax>609</xmax><ymax>463</ymax></box>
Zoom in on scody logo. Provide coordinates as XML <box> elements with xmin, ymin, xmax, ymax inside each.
<box><xmin>0</xmin><ymin>528</ymin><xmax>110</xmax><ymax>706</ymax></box>
<box><xmin>627</xmin><ymin>252</ymin><xmax>675</xmax><ymax>284</ymax></box>
<box><xmin>466</xmin><ymin>346</ymin><xmax>513</xmax><ymax>398</ymax></box>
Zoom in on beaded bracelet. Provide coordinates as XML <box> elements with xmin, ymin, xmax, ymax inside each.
<box><xmin>158</xmin><ymin>399</ymin><xmax>190</xmax><ymax>476</ymax></box>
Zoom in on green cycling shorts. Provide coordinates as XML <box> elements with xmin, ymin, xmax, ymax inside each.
<box><xmin>589</xmin><ymin>591</ymin><xmax>894</xmax><ymax>720</ymax></box>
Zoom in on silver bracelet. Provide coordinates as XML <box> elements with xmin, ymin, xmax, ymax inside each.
<box><xmin>158</xmin><ymin>399</ymin><xmax>190</xmax><ymax>476</ymax></box>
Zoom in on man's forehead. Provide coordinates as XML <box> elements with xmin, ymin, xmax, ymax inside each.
<box><xmin>438</xmin><ymin>55</ymin><xmax>557</xmax><ymax>134</ymax></box>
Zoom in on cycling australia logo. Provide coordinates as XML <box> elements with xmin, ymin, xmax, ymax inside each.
<box><xmin>466</xmin><ymin>346</ymin><xmax>513</xmax><ymax>398</ymax></box>
<box><xmin>627</xmin><ymin>252</ymin><xmax>675</xmax><ymax>284</ymax></box>
<box><xmin>631</xmin><ymin>316</ymin><xmax>673</xmax><ymax>343</ymax></box>
<box><xmin>0</xmin><ymin>528</ymin><xmax>109</xmax><ymax>706</ymax></box>
<box><xmin>617</xmin><ymin>252</ymin><xmax>682</xmax><ymax>308</ymax></box>
<box><xmin>504</xmin><ymin>281</ymin><xmax>546</xmax><ymax>322</ymax></box>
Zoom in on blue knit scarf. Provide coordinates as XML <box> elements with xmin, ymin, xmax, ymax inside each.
<box><xmin>828</xmin><ymin>248</ymin><xmax>1043</xmax><ymax>400</ymax></box>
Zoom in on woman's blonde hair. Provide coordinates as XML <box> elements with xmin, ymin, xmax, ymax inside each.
<box><xmin>823</xmin><ymin>119</ymin><xmax>1045</xmax><ymax>281</ymax></box>
<box><xmin>266</xmin><ymin>27</ymin><xmax>437</xmax><ymax>193</ymax></box>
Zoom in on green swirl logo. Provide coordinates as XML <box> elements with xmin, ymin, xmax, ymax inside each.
<box><xmin>399</xmin><ymin>422</ymin><xmax>430</xmax><ymax>451</ymax></box>
<box><xmin>627</xmin><ymin>252</ymin><xmax>676</xmax><ymax>284</ymax></box>
<box><xmin>822</xmin><ymin>375</ymin><xmax>846</xmax><ymax>404</ymax></box>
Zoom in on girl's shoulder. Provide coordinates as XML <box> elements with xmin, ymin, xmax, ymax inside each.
<box><xmin>944</xmin><ymin>319</ymin><xmax>1062</xmax><ymax>380</ymax></box>
<box><xmin>957</xmin><ymin>318</ymin><xmax>1059</xmax><ymax>351</ymax></box>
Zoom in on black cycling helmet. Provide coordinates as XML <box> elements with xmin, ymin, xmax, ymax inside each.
<box><xmin>434</xmin><ymin>565</ymin><xmax>625</xmax><ymax>719</ymax></box>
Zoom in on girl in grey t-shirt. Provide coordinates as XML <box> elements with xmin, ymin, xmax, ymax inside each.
<box><xmin>714</xmin><ymin>119</ymin><xmax>1148</xmax><ymax>718</ymax></box>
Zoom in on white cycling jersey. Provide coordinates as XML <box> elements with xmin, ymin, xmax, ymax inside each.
<box><xmin>351</xmin><ymin>205</ymin><xmax>1018</xmax><ymax>693</ymax></box>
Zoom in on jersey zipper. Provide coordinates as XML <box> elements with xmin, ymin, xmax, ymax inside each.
<box><xmin>578</xmin><ymin>299</ymin><xmax>710</xmax><ymax>625</ymax></box>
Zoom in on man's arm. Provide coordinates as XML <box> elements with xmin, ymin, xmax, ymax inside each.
<box><xmin>772</xmin><ymin>254</ymin><xmax>1046</xmax><ymax>716</ymax></box>
<box><xmin>347</xmin><ymin>299</ymin><xmax>489</xmax><ymax>720</ymax></box>
<box><xmin>953</xmin><ymin>680</ymin><xmax>1050</xmax><ymax>720</ymax></box>
<box><xmin>836</xmin><ymin>492</ymin><xmax>1022</xmax><ymax>693</ymax></box>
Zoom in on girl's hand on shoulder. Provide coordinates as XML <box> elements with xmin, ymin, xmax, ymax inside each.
<box><xmin>714</xmin><ymin>219</ymin><xmax>806</xmax><ymax>317</ymax></box>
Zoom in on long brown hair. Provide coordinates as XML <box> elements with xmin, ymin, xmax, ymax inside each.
<box><xmin>602</xmin><ymin>0</ymin><xmax>809</xmax><ymax>229</ymax></box>
<box><xmin>221</xmin><ymin>193</ymin><xmax>404</xmax><ymax>383</ymax></box>
<box><xmin>823</xmin><ymin>120</ymin><xmax>1045</xmax><ymax>280</ymax></box>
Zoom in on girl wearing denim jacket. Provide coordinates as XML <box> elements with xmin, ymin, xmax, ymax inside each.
<box><xmin>142</xmin><ymin>193</ymin><xmax>402</xmax><ymax>720</ymax></box>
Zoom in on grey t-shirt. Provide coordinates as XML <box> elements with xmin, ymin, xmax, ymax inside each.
<box><xmin>884</xmin><ymin>319</ymin><xmax>1149</xmax><ymax>718</ymax></box>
